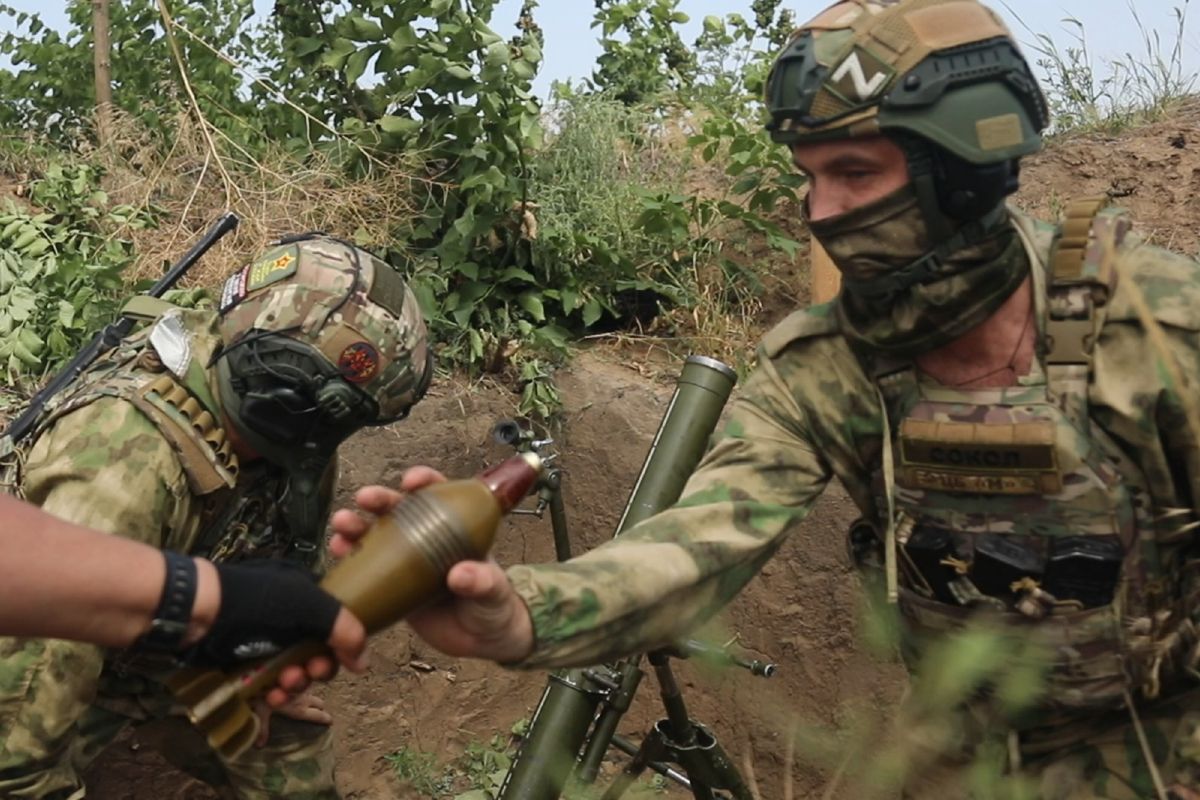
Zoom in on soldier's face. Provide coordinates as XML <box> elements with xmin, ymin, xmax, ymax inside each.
<box><xmin>791</xmin><ymin>136</ymin><xmax>910</xmax><ymax>221</ymax></box>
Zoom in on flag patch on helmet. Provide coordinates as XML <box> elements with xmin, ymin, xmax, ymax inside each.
<box><xmin>246</xmin><ymin>246</ymin><xmax>299</xmax><ymax>292</ymax></box>
<box><xmin>218</xmin><ymin>268</ymin><xmax>248</xmax><ymax>313</ymax></box>
<box><xmin>218</xmin><ymin>246</ymin><xmax>301</xmax><ymax>313</ymax></box>
<box><xmin>338</xmin><ymin>342</ymin><xmax>379</xmax><ymax>383</ymax></box>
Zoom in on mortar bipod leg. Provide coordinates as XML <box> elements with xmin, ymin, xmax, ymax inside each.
<box><xmin>656</xmin><ymin>719</ymin><xmax>753</xmax><ymax>800</ymax></box>
<box><xmin>599</xmin><ymin>726</ymin><xmax>669</xmax><ymax>800</ymax></box>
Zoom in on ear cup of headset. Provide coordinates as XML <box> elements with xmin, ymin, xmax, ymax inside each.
<box><xmin>224</xmin><ymin>334</ymin><xmax>378</xmax><ymax>446</ymax></box>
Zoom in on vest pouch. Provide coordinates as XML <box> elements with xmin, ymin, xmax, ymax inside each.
<box><xmin>897</xmin><ymin>586</ymin><xmax>1129</xmax><ymax>714</ymax></box>
<box><xmin>971</xmin><ymin>534</ymin><xmax>1046</xmax><ymax>605</ymax></box>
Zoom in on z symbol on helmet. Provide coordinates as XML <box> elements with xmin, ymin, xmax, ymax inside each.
<box><xmin>831</xmin><ymin>52</ymin><xmax>889</xmax><ymax>100</ymax></box>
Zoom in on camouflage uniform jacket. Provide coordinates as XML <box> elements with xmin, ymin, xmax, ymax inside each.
<box><xmin>0</xmin><ymin>307</ymin><xmax>342</xmax><ymax>800</ymax></box>
<box><xmin>13</xmin><ymin>307</ymin><xmax>335</xmax><ymax>572</ymax></box>
<box><xmin>507</xmin><ymin>204</ymin><xmax>1200</xmax><ymax>705</ymax></box>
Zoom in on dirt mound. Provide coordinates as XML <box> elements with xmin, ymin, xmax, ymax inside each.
<box><xmin>1014</xmin><ymin>101</ymin><xmax>1200</xmax><ymax>254</ymax></box>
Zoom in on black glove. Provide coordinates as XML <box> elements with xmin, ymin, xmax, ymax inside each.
<box><xmin>183</xmin><ymin>558</ymin><xmax>341</xmax><ymax>671</ymax></box>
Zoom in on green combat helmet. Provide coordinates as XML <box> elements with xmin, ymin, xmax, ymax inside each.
<box><xmin>764</xmin><ymin>0</ymin><xmax>1051</xmax><ymax>289</ymax></box>
<box><xmin>214</xmin><ymin>233</ymin><xmax>432</xmax><ymax>531</ymax></box>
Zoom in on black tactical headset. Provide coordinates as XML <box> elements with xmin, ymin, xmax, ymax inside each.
<box><xmin>215</xmin><ymin>233</ymin><xmax>434</xmax><ymax>455</ymax></box>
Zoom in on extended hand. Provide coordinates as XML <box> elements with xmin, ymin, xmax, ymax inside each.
<box><xmin>188</xmin><ymin>559</ymin><xmax>368</xmax><ymax>709</ymax></box>
<box><xmin>335</xmin><ymin>467</ymin><xmax>536</xmax><ymax>662</ymax></box>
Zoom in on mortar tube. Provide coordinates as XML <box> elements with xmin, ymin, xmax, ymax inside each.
<box><xmin>498</xmin><ymin>355</ymin><xmax>737</xmax><ymax>800</ymax></box>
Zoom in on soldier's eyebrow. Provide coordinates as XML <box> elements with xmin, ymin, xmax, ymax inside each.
<box><xmin>794</xmin><ymin>153</ymin><xmax>885</xmax><ymax>174</ymax></box>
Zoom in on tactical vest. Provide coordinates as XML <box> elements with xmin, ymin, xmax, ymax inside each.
<box><xmin>0</xmin><ymin>308</ymin><xmax>328</xmax><ymax>570</ymax></box>
<box><xmin>862</xmin><ymin>198</ymin><xmax>1198</xmax><ymax>719</ymax></box>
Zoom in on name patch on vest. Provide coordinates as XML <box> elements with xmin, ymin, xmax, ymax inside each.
<box><xmin>898</xmin><ymin>419</ymin><xmax>1062</xmax><ymax>496</ymax></box>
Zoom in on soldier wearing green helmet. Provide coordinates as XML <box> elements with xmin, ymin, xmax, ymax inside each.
<box><xmin>340</xmin><ymin>1</ymin><xmax>1200</xmax><ymax>797</ymax></box>
<box><xmin>0</xmin><ymin>233</ymin><xmax>431</xmax><ymax>799</ymax></box>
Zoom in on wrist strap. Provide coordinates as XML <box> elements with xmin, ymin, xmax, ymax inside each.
<box><xmin>132</xmin><ymin>550</ymin><xmax>198</xmax><ymax>654</ymax></box>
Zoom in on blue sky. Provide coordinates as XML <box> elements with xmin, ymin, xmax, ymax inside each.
<box><xmin>2</xmin><ymin>0</ymin><xmax>1196</xmax><ymax>102</ymax></box>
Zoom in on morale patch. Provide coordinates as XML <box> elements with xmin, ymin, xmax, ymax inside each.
<box><xmin>246</xmin><ymin>245</ymin><xmax>299</xmax><ymax>292</ymax></box>
<box><xmin>338</xmin><ymin>342</ymin><xmax>379</xmax><ymax>383</ymax></box>
<box><xmin>826</xmin><ymin>46</ymin><xmax>894</xmax><ymax>105</ymax></box>
<box><xmin>976</xmin><ymin>113</ymin><xmax>1023</xmax><ymax>151</ymax></box>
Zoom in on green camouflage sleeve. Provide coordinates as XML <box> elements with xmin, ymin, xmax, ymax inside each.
<box><xmin>22</xmin><ymin>398</ymin><xmax>192</xmax><ymax>548</ymax></box>
<box><xmin>506</xmin><ymin>353</ymin><xmax>834</xmax><ymax>670</ymax></box>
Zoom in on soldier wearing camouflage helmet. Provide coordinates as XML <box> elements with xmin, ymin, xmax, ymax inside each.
<box><xmin>0</xmin><ymin>233</ymin><xmax>430</xmax><ymax>799</ymax></box>
<box><xmin>335</xmin><ymin>1</ymin><xmax>1200</xmax><ymax>797</ymax></box>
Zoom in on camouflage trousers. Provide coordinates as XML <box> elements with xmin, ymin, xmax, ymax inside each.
<box><xmin>897</xmin><ymin>688</ymin><xmax>1200</xmax><ymax>800</ymax></box>
<box><xmin>0</xmin><ymin>637</ymin><xmax>340</xmax><ymax>800</ymax></box>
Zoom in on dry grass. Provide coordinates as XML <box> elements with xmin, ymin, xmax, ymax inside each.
<box><xmin>81</xmin><ymin>110</ymin><xmax>425</xmax><ymax>289</ymax></box>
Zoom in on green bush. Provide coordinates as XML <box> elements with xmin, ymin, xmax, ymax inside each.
<box><xmin>0</xmin><ymin>160</ymin><xmax>159</xmax><ymax>382</ymax></box>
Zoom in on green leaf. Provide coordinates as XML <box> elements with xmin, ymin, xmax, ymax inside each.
<box><xmin>410</xmin><ymin>282</ymin><xmax>438</xmax><ymax>319</ymax></box>
<box><xmin>510</xmin><ymin>58</ymin><xmax>536</xmax><ymax>81</ymax></box>
<box><xmin>583</xmin><ymin>297</ymin><xmax>602</xmax><ymax>327</ymax></box>
<box><xmin>292</xmin><ymin>36</ymin><xmax>324</xmax><ymax>57</ymax></box>
<box><xmin>18</xmin><ymin>325</ymin><xmax>43</xmax><ymax>355</ymax></box>
<box><xmin>460</xmin><ymin>165</ymin><xmax>505</xmax><ymax>190</ymax></box>
<box><xmin>484</xmin><ymin>41</ymin><xmax>510</xmax><ymax>67</ymax></box>
<box><xmin>517</xmin><ymin>292</ymin><xmax>545</xmax><ymax>322</ymax></box>
<box><xmin>345</xmin><ymin>47</ymin><xmax>373</xmax><ymax>85</ymax></box>
<box><xmin>349</xmin><ymin>16</ymin><xmax>385</xmax><ymax>42</ymax></box>
<box><xmin>732</xmin><ymin>175</ymin><xmax>761</xmax><ymax>194</ymax></box>
<box><xmin>500</xmin><ymin>267</ymin><xmax>535</xmax><ymax>283</ymax></box>
<box><xmin>9</xmin><ymin>285</ymin><xmax>37</xmax><ymax>321</ymax></box>
<box><xmin>378</xmin><ymin>115</ymin><xmax>421</xmax><ymax>136</ymax></box>
<box><xmin>24</xmin><ymin>237</ymin><xmax>51</xmax><ymax>256</ymax></box>
<box><xmin>560</xmin><ymin>289</ymin><xmax>578</xmax><ymax>315</ymax></box>
<box><xmin>318</xmin><ymin>38</ymin><xmax>357</xmax><ymax>72</ymax></box>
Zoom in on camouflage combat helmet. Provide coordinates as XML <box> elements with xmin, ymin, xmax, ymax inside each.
<box><xmin>214</xmin><ymin>233</ymin><xmax>432</xmax><ymax>470</ymax></box>
<box><xmin>765</xmin><ymin>0</ymin><xmax>1050</xmax><ymax>238</ymax></box>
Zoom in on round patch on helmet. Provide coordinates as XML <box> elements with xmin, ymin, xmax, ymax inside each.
<box><xmin>338</xmin><ymin>342</ymin><xmax>379</xmax><ymax>384</ymax></box>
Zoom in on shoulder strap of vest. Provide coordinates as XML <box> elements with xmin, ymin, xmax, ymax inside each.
<box><xmin>760</xmin><ymin>302</ymin><xmax>841</xmax><ymax>359</ymax></box>
<box><xmin>127</xmin><ymin>374</ymin><xmax>239</xmax><ymax>496</ymax></box>
<box><xmin>121</xmin><ymin>295</ymin><xmax>180</xmax><ymax>323</ymax></box>
<box><xmin>1044</xmin><ymin>195</ymin><xmax>1130</xmax><ymax>365</ymax></box>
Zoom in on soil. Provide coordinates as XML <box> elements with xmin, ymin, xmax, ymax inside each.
<box><xmin>80</xmin><ymin>104</ymin><xmax>1200</xmax><ymax>799</ymax></box>
<box><xmin>1012</xmin><ymin>100</ymin><xmax>1200</xmax><ymax>255</ymax></box>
